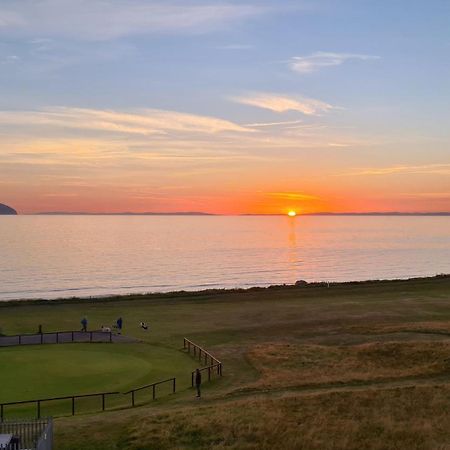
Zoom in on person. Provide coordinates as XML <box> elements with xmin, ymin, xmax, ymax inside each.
<box><xmin>81</xmin><ymin>317</ymin><xmax>88</xmax><ymax>332</ymax></box>
<box><xmin>195</xmin><ymin>368</ymin><xmax>202</xmax><ymax>398</ymax></box>
<box><xmin>140</xmin><ymin>322</ymin><xmax>148</xmax><ymax>330</ymax></box>
<box><xmin>116</xmin><ymin>317</ymin><xmax>123</xmax><ymax>335</ymax></box>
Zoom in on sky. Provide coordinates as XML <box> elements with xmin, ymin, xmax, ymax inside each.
<box><xmin>0</xmin><ymin>0</ymin><xmax>449</xmax><ymax>214</ymax></box>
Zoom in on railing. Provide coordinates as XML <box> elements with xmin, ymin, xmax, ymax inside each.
<box><xmin>0</xmin><ymin>392</ymin><xmax>119</xmax><ymax>421</ymax></box>
<box><xmin>0</xmin><ymin>377</ymin><xmax>178</xmax><ymax>420</ymax></box>
<box><xmin>0</xmin><ymin>331</ymin><xmax>112</xmax><ymax>347</ymax></box>
<box><xmin>0</xmin><ymin>417</ymin><xmax>52</xmax><ymax>450</ymax></box>
<box><xmin>124</xmin><ymin>378</ymin><xmax>176</xmax><ymax>407</ymax></box>
<box><xmin>183</xmin><ymin>338</ymin><xmax>223</xmax><ymax>386</ymax></box>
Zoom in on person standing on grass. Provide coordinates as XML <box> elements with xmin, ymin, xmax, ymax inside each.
<box><xmin>116</xmin><ymin>317</ymin><xmax>123</xmax><ymax>335</ymax></box>
<box><xmin>81</xmin><ymin>317</ymin><xmax>88</xmax><ymax>332</ymax></box>
<box><xmin>195</xmin><ymin>368</ymin><xmax>202</xmax><ymax>398</ymax></box>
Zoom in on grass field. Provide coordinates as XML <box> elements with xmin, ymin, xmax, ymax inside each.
<box><xmin>1</xmin><ymin>276</ymin><xmax>449</xmax><ymax>449</ymax></box>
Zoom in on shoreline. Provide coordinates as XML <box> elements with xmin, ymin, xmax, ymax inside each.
<box><xmin>1</xmin><ymin>274</ymin><xmax>448</xmax><ymax>307</ymax></box>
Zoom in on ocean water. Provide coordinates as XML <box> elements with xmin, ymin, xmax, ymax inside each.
<box><xmin>0</xmin><ymin>215</ymin><xmax>448</xmax><ymax>301</ymax></box>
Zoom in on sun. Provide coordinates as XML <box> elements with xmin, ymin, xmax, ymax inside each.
<box><xmin>287</xmin><ymin>210</ymin><xmax>297</xmax><ymax>217</ymax></box>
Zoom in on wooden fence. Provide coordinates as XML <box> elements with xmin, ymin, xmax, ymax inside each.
<box><xmin>0</xmin><ymin>331</ymin><xmax>112</xmax><ymax>347</ymax></box>
<box><xmin>0</xmin><ymin>379</ymin><xmax>176</xmax><ymax>420</ymax></box>
<box><xmin>0</xmin><ymin>391</ymin><xmax>119</xmax><ymax>421</ymax></box>
<box><xmin>124</xmin><ymin>378</ymin><xmax>176</xmax><ymax>407</ymax></box>
<box><xmin>183</xmin><ymin>338</ymin><xmax>223</xmax><ymax>386</ymax></box>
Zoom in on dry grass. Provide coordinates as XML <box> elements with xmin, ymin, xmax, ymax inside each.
<box><xmin>345</xmin><ymin>321</ymin><xmax>450</xmax><ymax>336</ymax></box>
<box><xmin>119</xmin><ymin>385</ymin><xmax>450</xmax><ymax>450</ymax></box>
<box><xmin>245</xmin><ymin>341</ymin><xmax>450</xmax><ymax>389</ymax></box>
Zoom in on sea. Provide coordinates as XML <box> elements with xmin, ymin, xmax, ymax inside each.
<box><xmin>0</xmin><ymin>215</ymin><xmax>448</xmax><ymax>301</ymax></box>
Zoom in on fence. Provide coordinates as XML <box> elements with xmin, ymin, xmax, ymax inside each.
<box><xmin>124</xmin><ymin>378</ymin><xmax>176</xmax><ymax>407</ymax></box>
<box><xmin>0</xmin><ymin>392</ymin><xmax>119</xmax><ymax>421</ymax></box>
<box><xmin>0</xmin><ymin>377</ymin><xmax>178</xmax><ymax>421</ymax></box>
<box><xmin>0</xmin><ymin>417</ymin><xmax>52</xmax><ymax>450</ymax></box>
<box><xmin>0</xmin><ymin>331</ymin><xmax>113</xmax><ymax>347</ymax></box>
<box><xmin>183</xmin><ymin>338</ymin><xmax>223</xmax><ymax>387</ymax></box>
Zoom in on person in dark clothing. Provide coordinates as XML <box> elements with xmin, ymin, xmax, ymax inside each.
<box><xmin>195</xmin><ymin>368</ymin><xmax>202</xmax><ymax>398</ymax></box>
<box><xmin>81</xmin><ymin>317</ymin><xmax>88</xmax><ymax>332</ymax></box>
<box><xmin>116</xmin><ymin>317</ymin><xmax>123</xmax><ymax>335</ymax></box>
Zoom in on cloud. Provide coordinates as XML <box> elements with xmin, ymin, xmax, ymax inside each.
<box><xmin>341</xmin><ymin>164</ymin><xmax>450</xmax><ymax>176</ymax></box>
<box><xmin>290</xmin><ymin>52</ymin><xmax>379</xmax><ymax>74</ymax></box>
<box><xmin>0</xmin><ymin>107</ymin><xmax>251</xmax><ymax>136</ymax></box>
<box><xmin>267</xmin><ymin>192</ymin><xmax>319</xmax><ymax>201</ymax></box>
<box><xmin>0</xmin><ymin>1</ymin><xmax>266</xmax><ymax>41</ymax></box>
<box><xmin>244</xmin><ymin>119</ymin><xmax>303</xmax><ymax>128</ymax></box>
<box><xmin>233</xmin><ymin>93</ymin><xmax>334</xmax><ymax>115</ymax></box>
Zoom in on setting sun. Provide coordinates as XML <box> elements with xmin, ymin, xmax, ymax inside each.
<box><xmin>287</xmin><ymin>211</ymin><xmax>297</xmax><ymax>217</ymax></box>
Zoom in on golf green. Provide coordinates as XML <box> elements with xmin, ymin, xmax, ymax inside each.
<box><xmin>0</xmin><ymin>342</ymin><xmax>195</xmax><ymax>403</ymax></box>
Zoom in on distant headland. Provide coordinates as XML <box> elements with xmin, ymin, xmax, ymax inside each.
<box><xmin>35</xmin><ymin>211</ymin><xmax>214</xmax><ymax>216</ymax></box>
<box><xmin>31</xmin><ymin>211</ymin><xmax>450</xmax><ymax>216</ymax></box>
<box><xmin>0</xmin><ymin>203</ymin><xmax>17</xmax><ymax>215</ymax></box>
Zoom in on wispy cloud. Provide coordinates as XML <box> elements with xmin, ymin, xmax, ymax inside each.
<box><xmin>0</xmin><ymin>107</ymin><xmax>251</xmax><ymax>136</ymax></box>
<box><xmin>290</xmin><ymin>51</ymin><xmax>379</xmax><ymax>74</ymax></box>
<box><xmin>244</xmin><ymin>119</ymin><xmax>303</xmax><ymax>128</ymax></box>
<box><xmin>267</xmin><ymin>192</ymin><xmax>319</xmax><ymax>201</ymax></box>
<box><xmin>0</xmin><ymin>1</ymin><xmax>266</xmax><ymax>41</ymax></box>
<box><xmin>340</xmin><ymin>164</ymin><xmax>450</xmax><ymax>176</ymax></box>
<box><xmin>232</xmin><ymin>93</ymin><xmax>334</xmax><ymax>115</ymax></box>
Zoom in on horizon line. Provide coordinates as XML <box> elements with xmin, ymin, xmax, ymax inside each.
<box><xmin>18</xmin><ymin>211</ymin><xmax>450</xmax><ymax>216</ymax></box>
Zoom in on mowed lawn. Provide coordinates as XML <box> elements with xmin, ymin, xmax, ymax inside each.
<box><xmin>1</xmin><ymin>276</ymin><xmax>449</xmax><ymax>449</ymax></box>
<box><xmin>0</xmin><ymin>343</ymin><xmax>196</xmax><ymax>403</ymax></box>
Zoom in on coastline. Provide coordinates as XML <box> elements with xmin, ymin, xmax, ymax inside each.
<box><xmin>1</xmin><ymin>273</ymin><xmax>448</xmax><ymax>307</ymax></box>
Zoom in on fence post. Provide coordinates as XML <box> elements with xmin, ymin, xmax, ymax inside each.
<box><xmin>152</xmin><ymin>385</ymin><xmax>156</xmax><ymax>400</ymax></box>
<box><xmin>1</xmin><ymin>404</ymin><xmax>3</xmax><ymax>421</ymax></box>
<box><xmin>71</xmin><ymin>331</ymin><xmax>74</xmax><ymax>342</ymax></box>
<box><xmin>18</xmin><ymin>335</ymin><xmax>21</xmax><ymax>345</ymax></box>
<box><xmin>183</xmin><ymin>338</ymin><xmax>186</xmax><ymax>349</ymax></box>
<box><xmin>56</xmin><ymin>332</ymin><xmax>59</xmax><ymax>344</ymax></box>
<box><xmin>191</xmin><ymin>372</ymin><xmax>194</xmax><ymax>387</ymax></box>
<box><xmin>131</xmin><ymin>391</ymin><xmax>135</xmax><ymax>407</ymax></box>
<box><xmin>109</xmin><ymin>332</ymin><xmax>112</xmax><ymax>343</ymax></box>
<box><xmin>188</xmin><ymin>341</ymin><xmax>191</xmax><ymax>353</ymax></box>
<box><xmin>102</xmin><ymin>394</ymin><xmax>106</xmax><ymax>411</ymax></box>
<box><xmin>72</xmin><ymin>397</ymin><xmax>75</xmax><ymax>415</ymax></box>
<box><xmin>90</xmin><ymin>331</ymin><xmax>93</xmax><ymax>342</ymax></box>
<box><xmin>208</xmin><ymin>367</ymin><xmax>211</xmax><ymax>381</ymax></box>
<box><xmin>194</xmin><ymin>345</ymin><xmax>196</xmax><ymax>357</ymax></box>
<box><xmin>37</xmin><ymin>400</ymin><xmax>41</xmax><ymax>419</ymax></box>
<box><xmin>40</xmin><ymin>333</ymin><xmax>43</xmax><ymax>344</ymax></box>
<box><xmin>173</xmin><ymin>378</ymin><xmax>176</xmax><ymax>393</ymax></box>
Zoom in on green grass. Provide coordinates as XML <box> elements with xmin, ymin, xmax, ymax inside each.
<box><xmin>0</xmin><ymin>276</ymin><xmax>449</xmax><ymax>448</ymax></box>
<box><xmin>0</xmin><ymin>343</ymin><xmax>195</xmax><ymax>402</ymax></box>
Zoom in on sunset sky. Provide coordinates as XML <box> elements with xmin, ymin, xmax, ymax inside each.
<box><xmin>0</xmin><ymin>0</ymin><xmax>449</xmax><ymax>214</ymax></box>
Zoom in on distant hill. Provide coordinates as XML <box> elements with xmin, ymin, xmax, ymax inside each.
<box><xmin>36</xmin><ymin>211</ymin><xmax>215</xmax><ymax>216</ymax></box>
<box><xmin>0</xmin><ymin>203</ymin><xmax>17</xmax><ymax>215</ymax></box>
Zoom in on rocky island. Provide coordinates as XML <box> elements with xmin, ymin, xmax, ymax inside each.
<box><xmin>0</xmin><ymin>203</ymin><xmax>17</xmax><ymax>215</ymax></box>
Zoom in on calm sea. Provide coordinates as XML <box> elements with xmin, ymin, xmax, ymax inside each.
<box><xmin>0</xmin><ymin>215</ymin><xmax>448</xmax><ymax>301</ymax></box>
